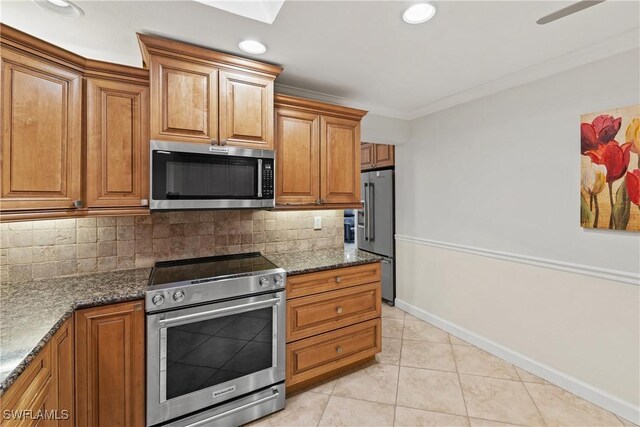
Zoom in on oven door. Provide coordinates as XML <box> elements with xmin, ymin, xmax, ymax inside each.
<box><xmin>150</xmin><ymin>140</ymin><xmax>275</xmax><ymax>210</ymax></box>
<box><xmin>146</xmin><ymin>291</ymin><xmax>285</xmax><ymax>426</ymax></box>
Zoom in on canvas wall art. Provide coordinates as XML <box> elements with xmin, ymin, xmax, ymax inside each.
<box><xmin>581</xmin><ymin>105</ymin><xmax>640</xmax><ymax>231</ymax></box>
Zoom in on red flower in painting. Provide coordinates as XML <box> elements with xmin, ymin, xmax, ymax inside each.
<box><xmin>585</xmin><ymin>141</ymin><xmax>632</xmax><ymax>183</ymax></box>
<box><xmin>627</xmin><ymin>170</ymin><xmax>640</xmax><ymax>206</ymax></box>
<box><xmin>581</xmin><ymin>115</ymin><xmax>622</xmax><ymax>154</ymax></box>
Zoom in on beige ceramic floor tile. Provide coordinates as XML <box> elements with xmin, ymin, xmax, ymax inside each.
<box><xmin>395</xmin><ymin>406</ymin><xmax>469</xmax><ymax>427</ymax></box>
<box><xmin>318</xmin><ymin>395</ymin><xmax>395</xmax><ymax>427</ymax></box>
<box><xmin>514</xmin><ymin>367</ymin><xmax>550</xmax><ymax>385</ymax></box>
<box><xmin>468</xmin><ymin>418</ymin><xmax>524</xmax><ymax>427</ymax></box>
<box><xmin>450</xmin><ymin>335</ymin><xmax>473</xmax><ymax>346</ymax></box>
<box><xmin>452</xmin><ymin>346</ymin><xmax>519</xmax><ymax>380</ymax></box>
<box><xmin>459</xmin><ymin>374</ymin><xmax>545</xmax><ymax>426</ymax></box>
<box><xmin>396</xmin><ymin>367</ymin><xmax>467</xmax><ymax>416</ymax></box>
<box><xmin>401</xmin><ymin>340</ymin><xmax>456</xmax><ymax>372</ymax></box>
<box><xmin>309</xmin><ymin>379</ymin><xmax>337</xmax><ymax>394</ymax></box>
<box><xmin>403</xmin><ymin>319</ymin><xmax>450</xmax><ymax>343</ymax></box>
<box><xmin>248</xmin><ymin>391</ymin><xmax>329</xmax><ymax>427</ymax></box>
<box><xmin>377</xmin><ymin>337</ymin><xmax>402</xmax><ymax>365</ymax></box>
<box><xmin>525</xmin><ymin>383</ymin><xmax>623</xmax><ymax>427</ymax></box>
<box><xmin>383</xmin><ymin>318</ymin><xmax>404</xmax><ymax>338</ymax></box>
<box><xmin>332</xmin><ymin>363</ymin><xmax>399</xmax><ymax>404</ymax></box>
<box><xmin>382</xmin><ymin>304</ymin><xmax>405</xmax><ymax>320</ymax></box>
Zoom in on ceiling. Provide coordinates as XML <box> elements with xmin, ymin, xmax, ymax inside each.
<box><xmin>1</xmin><ymin>0</ymin><xmax>638</xmax><ymax>119</ymax></box>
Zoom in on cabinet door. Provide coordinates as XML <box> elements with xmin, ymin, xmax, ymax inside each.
<box><xmin>320</xmin><ymin>116</ymin><xmax>361</xmax><ymax>204</ymax></box>
<box><xmin>149</xmin><ymin>55</ymin><xmax>217</xmax><ymax>144</ymax></box>
<box><xmin>360</xmin><ymin>143</ymin><xmax>374</xmax><ymax>170</ymax></box>
<box><xmin>75</xmin><ymin>301</ymin><xmax>144</xmax><ymax>427</ymax></box>
<box><xmin>275</xmin><ymin>109</ymin><xmax>320</xmax><ymax>205</ymax></box>
<box><xmin>86</xmin><ymin>78</ymin><xmax>149</xmax><ymax>209</ymax></box>
<box><xmin>374</xmin><ymin>144</ymin><xmax>394</xmax><ymax>168</ymax></box>
<box><xmin>51</xmin><ymin>319</ymin><xmax>74</xmax><ymax>427</ymax></box>
<box><xmin>1</xmin><ymin>49</ymin><xmax>82</xmax><ymax>211</ymax></box>
<box><xmin>219</xmin><ymin>70</ymin><xmax>274</xmax><ymax>149</ymax></box>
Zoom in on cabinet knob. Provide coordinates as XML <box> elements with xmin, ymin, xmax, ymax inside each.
<box><xmin>335</xmin><ymin>276</ymin><xmax>342</xmax><ymax>283</ymax></box>
<box><xmin>220</xmin><ymin>139</ymin><xmax>227</xmax><ymax>146</ymax></box>
<box><xmin>73</xmin><ymin>200</ymin><xmax>83</xmax><ymax>208</ymax></box>
<box><xmin>211</xmin><ymin>138</ymin><xmax>218</xmax><ymax>145</ymax></box>
<box><xmin>140</xmin><ymin>199</ymin><xmax>149</xmax><ymax>206</ymax></box>
<box><xmin>336</xmin><ymin>306</ymin><xmax>343</xmax><ymax>315</ymax></box>
<box><xmin>336</xmin><ymin>346</ymin><xmax>343</xmax><ymax>354</ymax></box>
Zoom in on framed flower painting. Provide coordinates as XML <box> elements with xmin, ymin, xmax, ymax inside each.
<box><xmin>581</xmin><ymin>105</ymin><xmax>640</xmax><ymax>231</ymax></box>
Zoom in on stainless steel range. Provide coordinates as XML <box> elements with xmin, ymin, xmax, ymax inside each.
<box><xmin>145</xmin><ymin>253</ymin><xmax>286</xmax><ymax>426</ymax></box>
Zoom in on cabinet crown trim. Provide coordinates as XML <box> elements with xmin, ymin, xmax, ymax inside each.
<box><xmin>275</xmin><ymin>94</ymin><xmax>368</xmax><ymax>120</ymax></box>
<box><xmin>137</xmin><ymin>33</ymin><xmax>283</xmax><ymax>77</ymax></box>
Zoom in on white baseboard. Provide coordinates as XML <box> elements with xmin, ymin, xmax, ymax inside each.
<box><xmin>395</xmin><ymin>298</ymin><xmax>640</xmax><ymax>424</ymax></box>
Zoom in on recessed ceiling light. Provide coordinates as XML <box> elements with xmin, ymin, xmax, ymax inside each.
<box><xmin>403</xmin><ymin>3</ymin><xmax>437</xmax><ymax>24</ymax></box>
<box><xmin>33</xmin><ymin>0</ymin><xmax>84</xmax><ymax>16</ymax></box>
<box><xmin>239</xmin><ymin>40</ymin><xmax>267</xmax><ymax>55</ymax></box>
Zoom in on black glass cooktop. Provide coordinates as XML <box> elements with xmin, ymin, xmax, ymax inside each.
<box><xmin>149</xmin><ymin>252</ymin><xmax>278</xmax><ymax>286</ymax></box>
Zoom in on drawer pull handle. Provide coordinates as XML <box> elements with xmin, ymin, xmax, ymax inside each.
<box><xmin>336</xmin><ymin>306</ymin><xmax>343</xmax><ymax>315</ymax></box>
<box><xmin>336</xmin><ymin>346</ymin><xmax>343</xmax><ymax>354</ymax></box>
<box><xmin>335</xmin><ymin>276</ymin><xmax>342</xmax><ymax>283</ymax></box>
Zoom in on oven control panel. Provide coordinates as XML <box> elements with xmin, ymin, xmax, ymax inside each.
<box><xmin>145</xmin><ymin>269</ymin><xmax>287</xmax><ymax>312</ymax></box>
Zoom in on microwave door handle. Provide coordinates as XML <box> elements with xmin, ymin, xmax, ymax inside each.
<box><xmin>257</xmin><ymin>159</ymin><xmax>263</xmax><ymax>198</ymax></box>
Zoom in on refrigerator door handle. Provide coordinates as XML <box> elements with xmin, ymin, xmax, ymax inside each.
<box><xmin>369</xmin><ymin>182</ymin><xmax>375</xmax><ymax>242</ymax></box>
<box><xmin>363</xmin><ymin>182</ymin><xmax>369</xmax><ymax>241</ymax></box>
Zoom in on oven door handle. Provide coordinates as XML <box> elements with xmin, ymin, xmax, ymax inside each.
<box><xmin>158</xmin><ymin>297</ymin><xmax>280</xmax><ymax>328</ymax></box>
<box><xmin>185</xmin><ymin>388</ymin><xmax>280</xmax><ymax>427</ymax></box>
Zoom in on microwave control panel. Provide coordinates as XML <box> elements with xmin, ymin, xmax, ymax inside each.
<box><xmin>262</xmin><ymin>161</ymin><xmax>274</xmax><ymax>198</ymax></box>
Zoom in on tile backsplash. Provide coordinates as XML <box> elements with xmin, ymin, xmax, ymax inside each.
<box><xmin>0</xmin><ymin>210</ymin><xmax>344</xmax><ymax>282</ymax></box>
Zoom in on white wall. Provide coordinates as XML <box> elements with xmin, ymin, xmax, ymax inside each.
<box><xmin>396</xmin><ymin>49</ymin><xmax>640</xmax><ymax>418</ymax></box>
<box><xmin>361</xmin><ymin>113</ymin><xmax>410</xmax><ymax>145</ymax></box>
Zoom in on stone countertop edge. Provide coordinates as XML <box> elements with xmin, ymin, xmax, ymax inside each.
<box><xmin>0</xmin><ymin>290</ymin><xmax>145</xmax><ymax>396</ymax></box>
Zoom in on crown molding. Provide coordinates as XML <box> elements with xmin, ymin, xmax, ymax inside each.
<box><xmin>278</xmin><ymin>28</ymin><xmax>640</xmax><ymax>122</ymax></box>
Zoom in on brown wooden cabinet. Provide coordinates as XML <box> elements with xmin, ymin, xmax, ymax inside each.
<box><xmin>0</xmin><ymin>318</ymin><xmax>74</xmax><ymax>427</ymax></box>
<box><xmin>85</xmin><ymin>62</ymin><xmax>150</xmax><ymax>212</ymax></box>
<box><xmin>361</xmin><ymin>142</ymin><xmax>395</xmax><ymax>170</ymax></box>
<box><xmin>0</xmin><ymin>45</ymin><xmax>82</xmax><ymax>213</ymax></box>
<box><xmin>219</xmin><ymin>70</ymin><xmax>274</xmax><ymax>148</ymax></box>
<box><xmin>0</xmin><ymin>25</ymin><xmax>151</xmax><ymax>221</ymax></box>
<box><xmin>285</xmin><ymin>263</ymin><xmax>382</xmax><ymax>391</ymax></box>
<box><xmin>138</xmin><ymin>33</ymin><xmax>281</xmax><ymax>150</ymax></box>
<box><xmin>274</xmin><ymin>94</ymin><xmax>367</xmax><ymax>209</ymax></box>
<box><xmin>274</xmin><ymin>109</ymin><xmax>320</xmax><ymax>205</ymax></box>
<box><xmin>147</xmin><ymin>54</ymin><xmax>218</xmax><ymax>144</ymax></box>
<box><xmin>75</xmin><ymin>301</ymin><xmax>144</xmax><ymax>427</ymax></box>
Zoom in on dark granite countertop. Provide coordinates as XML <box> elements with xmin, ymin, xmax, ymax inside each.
<box><xmin>0</xmin><ymin>268</ymin><xmax>151</xmax><ymax>394</ymax></box>
<box><xmin>0</xmin><ymin>246</ymin><xmax>381</xmax><ymax>394</ymax></box>
<box><xmin>265</xmin><ymin>245</ymin><xmax>382</xmax><ymax>276</ymax></box>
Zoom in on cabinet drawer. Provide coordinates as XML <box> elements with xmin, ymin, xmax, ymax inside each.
<box><xmin>286</xmin><ymin>318</ymin><xmax>381</xmax><ymax>387</ymax></box>
<box><xmin>287</xmin><ymin>262</ymin><xmax>380</xmax><ymax>299</ymax></box>
<box><xmin>287</xmin><ymin>282</ymin><xmax>381</xmax><ymax>342</ymax></box>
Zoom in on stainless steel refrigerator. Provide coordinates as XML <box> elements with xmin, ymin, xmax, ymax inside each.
<box><xmin>357</xmin><ymin>169</ymin><xmax>395</xmax><ymax>303</ymax></box>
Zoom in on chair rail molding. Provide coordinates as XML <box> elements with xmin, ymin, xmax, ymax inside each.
<box><xmin>395</xmin><ymin>235</ymin><xmax>640</xmax><ymax>286</ymax></box>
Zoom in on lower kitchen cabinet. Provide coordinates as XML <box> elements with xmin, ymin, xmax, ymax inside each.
<box><xmin>285</xmin><ymin>262</ymin><xmax>382</xmax><ymax>390</ymax></box>
<box><xmin>0</xmin><ymin>318</ymin><xmax>74</xmax><ymax>427</ymax></box>
<box><xmin>75</xmin><ymin>300</ymin><xmax>145</xmax><ymax>427</ymax></box>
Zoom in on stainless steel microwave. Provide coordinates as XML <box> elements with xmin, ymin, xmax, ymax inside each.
<box><xmin>150</xmin><ymin>140</ymin><xmax>275</xmax><ymax>210</ymax></box>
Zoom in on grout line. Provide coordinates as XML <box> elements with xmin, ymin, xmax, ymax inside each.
<box><xmin>316</xmin><ymin>392</ymin><xmax>332</xmax><ymax>427</ymax></box>
<box><xmin>520</xmin><ymin>381</ymin><xmax>550</xmax><ymax>427</ymax></box>
<box><xmin>450</xmin><ymin>339</ymin><xmax>471</xmax><ymax>421</ymax></box>
<box><xmin>391</xmin><ymin>319</ymin><xmax>405</xmax><ymax>426</ymax></box>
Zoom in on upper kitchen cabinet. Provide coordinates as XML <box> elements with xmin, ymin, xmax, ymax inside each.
<box><xmin>361</xmin><ymin>142</ymin><xmax>395</xmax><ymax>170</ymax></box>
<box><xmin>84</xmin><ymin>60</ymin><xmax>150</xmax><ymax>212</ymax></box>
<box><xmin>275</xmin><ymin>94</ymin><xmax>367</xmax><ymax>209</ymax></box>
<box><xmin>1</xmin><ymin>27</ymin><xmax>83</xmax><ymax>214</ymax></box>
<box><xmin>137</xmin><ymin>34</ymin><xmax>282</xmax><ymax>149</ymax></box>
